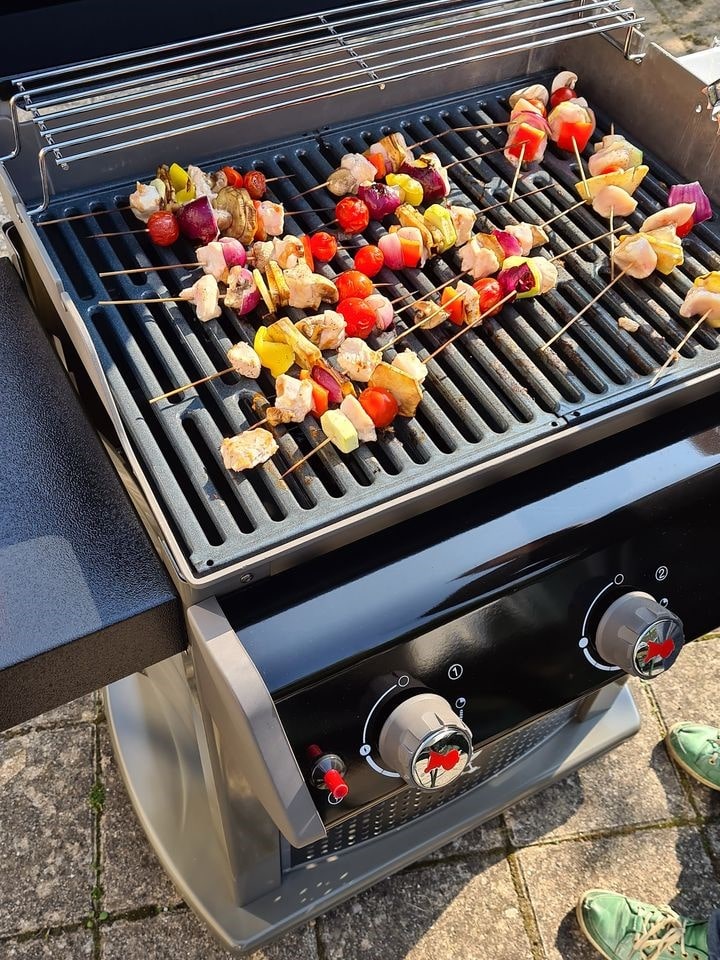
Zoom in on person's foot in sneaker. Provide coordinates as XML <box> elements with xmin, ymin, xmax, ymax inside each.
<box><xmin>666</xmin><ymin>722</ymin><xmax>720</xmax><ymax>791</ymax></box>
<box><xmin>577</xmin><ymin>889</ymin><xmax>709</xmax><ymax>960</ymax></box>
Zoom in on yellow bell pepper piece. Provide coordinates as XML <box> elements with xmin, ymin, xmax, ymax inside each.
<box><xmin>386</xmin><ymin>173</ymin><xmax>424</xmax><ymax>207</ymax></box>
<box><xmin>640</xmin><ymin>226</ymin><xmax>684</xmax><ymax>275</ymax></box>
<box><xmin>168</xmin><ymin>163</ymin><xmax>195</xmax><ymax>202</ymax></box>
<box><xmin>254</xmin><ymin>326</ymin><xmax>294</xmax><ymax>378</ymax></box>
<box><xmin>320</xmin><ymin>410</ymin><xmax>359</xmax><ymax>454</ymax></box>
<box><xmin>694</xmin><ymin>271</ymin><xmax>720</xmax><ymax>293</ymax></box>
<box><xmin>424</xmin><ymin>204</ymin><xmax>457</xmax><ymax>253</ymax></box>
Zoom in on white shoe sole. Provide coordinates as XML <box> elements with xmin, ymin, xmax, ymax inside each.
<box><xmin>666</xmin><ymin>723</ymin><xmax>720</xmax><ymax>793</ymax></box>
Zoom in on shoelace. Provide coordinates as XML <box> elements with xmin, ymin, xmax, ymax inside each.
<box><xmin>705</xmin><ymin>734</ymin><xmax>720</xmax><ymax>765</ymax></box>
<box><xmin>632</xmin><ymin>904</ymin><xmax>690</xmax><ymax>959</ymax></box>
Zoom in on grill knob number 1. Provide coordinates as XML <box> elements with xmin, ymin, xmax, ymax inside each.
<box><xmin>377</xmin><ymin>693</ymin><xmax>473</xmax><ymax>791</ymax></box>
<box><xmin>595</xmin><ymin>591</ymin><xmax>684</xmax><ymax>679</ymax></box>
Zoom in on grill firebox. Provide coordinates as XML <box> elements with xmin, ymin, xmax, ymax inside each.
<box><xmin>32</xmin><ymin>74</ymin><xmax>720</xmax><ymax>579</ymax></box>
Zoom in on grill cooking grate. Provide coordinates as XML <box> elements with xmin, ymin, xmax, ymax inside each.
<box><xmin>289</xmin><ymin>700</ymin><xmax>577</xmax><ymax>865</ymax></box>
<box><xmin>36</xmin><ymin>72</ymin><xmax>720</xmax><ymax>577</ymax></box>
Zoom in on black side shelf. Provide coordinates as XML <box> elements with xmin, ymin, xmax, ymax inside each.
<box><xmin>0</xmin><ymin>259</ymin><xmax>184</xmax><ymax>730</ymax></box>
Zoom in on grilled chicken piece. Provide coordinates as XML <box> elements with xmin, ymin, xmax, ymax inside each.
<box><xmin>642</xmin><ymin>203</ymin><xmax>696</xmax><ymax>234</ymax></box>
<box><xmin>187</xmin><ymin>164</ymin><xmax>216</xmax><ymax>200</ymax></box>
<box><xmin>129</xmin><ymin>182</ymin><xmax>162</xmax><ymax>223</ymax></box>
<box><xmin>592</xmin><ymin>185</ymin><xmax>638</xmax><ymax>218</ymax></box>
<box><xmin>256</xmin><ymin>201</ymin><xmax>284</xmax><ymax>238</ymax></box>
<box><xmin>340</xmin><ymin>395</ymin><xmax>376</xmax><ymax>443</ymax></box>
<box><xmin>272</xmin><ymin>235</ymin><xmax>306</xmax><ymax>269</ymax></box>
<box><xmin>295</xmin><ymin>311</ymin><xmax>347</xmax><ymax>350</ymax></box>
<box><xmin>392</xmin><ymin>349</ymin><xmax>428</xmax><ymax>384</ymax></box>
<box><xmin>221</xmin><ymin>428</ymin><xmax>278</xmax><ymax>472</ymax></box>
<box><xmin>680</xmin><ymin>284</ymin><xmax>720</xmax><ymax>327</ymax></box>
<box><xmin>457</xmin><ymin>281</ymin><xmax>480</xmax><ymax>325</ymax></box>
<box><xmin>284</xmin><ymin>263</ymin><xmax>339</xmax><ymax>310</ymax></box>
<box><xmin>250</xmin><ymin>241</ymin><xmax>274</xmax><ymax>274</ymax></box>
<box><xmin>449</xmin><ymin>206</ymin><xmax>476</xmax><ymax>247</ymax></box>
<box><xmin>410</xmin><ymin>299</ymin><xmax>449</xmax><ymax>329</ymax></box>
<box><xmin>197</xmin><ymin>241</ymin><xmax>229</xmax><ymax>282</ymax></box>
<box><xmin>337</xmin><ymin>338</ymin><xmax>382</xmax><ymax>382</ymax></box>
<box><xmin>341</xmin><ymin>153</ymin><xmax>378</xmax><ymax>185</ymax></box>
<box><xmin>227</xmin><ymin>342</ymin><xmax>261</xmax><ymax>379</ymax></box>
<box><xmin>180</xmin><ymin>275</ymin><xmax>221</xmax><ymax>322</ymax></box>
<box><xmin>275</xmin><ymin>374</ymin><xmax>314</xmax><ymax>422</ymax></box>
<box><xmin>612</xmin><ymin>235</ymin><xmax>658</xmax><ymax>279</ymax></box>
<box><xmin>460</xmin><ymin>236</ymin><xmax>500</xmax><ymax>280</ymax></box>
<box><xmin>530</xmin><ymin>257</ymin><xmax>559</xmax><ymax>294</ymax></box>
<box><xmin>504</xmin><ymin>222</ymin><xmax>535</xmax><ymax>257</ymax></box>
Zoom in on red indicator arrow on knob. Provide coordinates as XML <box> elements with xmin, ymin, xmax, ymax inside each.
<box><xmin>424</xmin><ymin>748</ymin><xmax>461</xmax><ymax>774</ymax></box>
<box><xmin>643</xmin><ymin>637</ymin><xmax>675</xmax><ymax>664</ymax></box>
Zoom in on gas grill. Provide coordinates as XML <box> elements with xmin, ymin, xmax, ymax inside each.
<box><xmin>2</xmin><ymin>0</ymin><xmax>720</xmax><ymax>953</ymax></box>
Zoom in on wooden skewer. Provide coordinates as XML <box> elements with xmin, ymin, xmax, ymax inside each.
<box><xmin>478</xmin><ymin>181</ymin><xmax>556</xmax><ymax>214</ymax></box>
<box><xmin>410</xmin><ymin>122</ymin><xmax>512</xmax><ymax>148</ymax></box>
<box><xmin>280</xmin><ymin>437</ymin><xmax>332</xmax><ymax>479</ymax></box>
<box><xmin>98</xmin><ymin>296</ymin><xmax>198</xmax><ymax>305</ymax></box>
<box><xmin>548</xmin><ymin>225</ymin><xmax>624</xmax><ymax>263</ymax></box>
<box><xmin>149</xmin><ymin>365</ymin><xmax>236</xmax><ymax>403</ymax></box>
<box><xmin>444</xmin><ymin>145</ymin><xmax>505</xmax><ymax>169</ymax></box>
<box><xmin>650</xmin><ymin>311</ymin><xmax>711</xmax><ymax>386</ymax></box>
<box><xmin>540</xmin><ymin>266</ymin><xmax>631</xmax><ymax>352</ymax></box>
<box><xmin>99</xmin><ymin>262</ymin><xmax>202</xmax><ymax>277</ymax></box>
<box><xmin>610</xmin><ymin>208</ymin><xmax>615</xmax><ymax>282</ymax></box>
<box><xmin>389</xmin><ymin>272</ymin><xmax>465</xmax><ymax>308</ymax></box>
<box><xmin>540</xmin><ymin>198</ymin><xmax>586</xmax><ymax>229</ymax></box>
<box><xmin>422</xmin><ymin>291</ymin><xmax>517</xmax><ymax>363</ymax></box>
<box><xmin>572</xmin><ymin>137</ymin><xmax>590</xmax><ymax>201</ymax></box>
<box><xmin>508</xmin><ymin>143</ymin><xmax>526</xmax><ymax>205</ymax></box>
<box><xmin>382</xmin><ymin>289</ymin><xmax>467</xmax><ymax>350</ymax></box>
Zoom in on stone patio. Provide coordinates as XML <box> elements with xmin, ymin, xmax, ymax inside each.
<box><xmin>2</xmin><ymin>10</ymin><xmax>720</xmax><ymax>960</ymax></box>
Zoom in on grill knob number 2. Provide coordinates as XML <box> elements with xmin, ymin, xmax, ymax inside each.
<box><xmin>377</xmin><ymin>693</ymin><xmax>473</xmax><ymax>791</ymax></box>
<box><xmin>595</xmin><ymin>591</ymin><xmax>684</xmax><ymax>679</ymax></box>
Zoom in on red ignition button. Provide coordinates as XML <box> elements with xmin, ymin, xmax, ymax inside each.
<box><xmin>323</xmin><ymin>769</ymin><xmax>349</xmax><ymax>801</ymax></box>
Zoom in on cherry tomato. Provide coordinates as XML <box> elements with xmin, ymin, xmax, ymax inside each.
<box><xmin>147</xmin><ymin>210</ymin><xmax>179</xmax><ymax>247</ymax></box>
<box><xmin>335</xmin><ymin>270</ymin><xmax>373</xmax><ymax>300</ymax></box>
<box><xmin>359</xmin><ymin>387</ymin><xmax>399</xmax><ymax>429</ymax></box>
<box><xmin>243</xmin><ymin>170</ymin><xmax>267</xmax><ymax>200</ymax></box>
<box><xmin>550</xmin><ymin>86</ymin><xmax>576</xmax><ymax>109</ymax></box>
<box><xmin>221</xmin><ymin>166</ymin><xmax>244</xmax><ymax>188</ymax></box>
<box><xmin>472</xmin><ymin>277</ymin><xmax>504</xmax><ymax>317</ymax></box>
<box><xmin>336</xmin><ymin>196</ymin><xmax>370</xmax><ymax>234</ymax></box>
<box><xmin>353</xmin><ymin>245</ymin><xmax>385</xmax><ymax>278</ymax></box>
<box><xmin>337</xmin><ymin>297</ymin><xmax>376</xmax><ymax>339</ymax></box>
<box><xmin>310</xmin><ymin>231</ymin><xmax>338</xmax><ymax>262</ymax></box>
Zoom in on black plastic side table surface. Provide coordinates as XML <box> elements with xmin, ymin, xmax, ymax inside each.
<box><xmin>0</xmin><ymin>259</ymin><xmax>184</xmax><ymax>730</ymax></box>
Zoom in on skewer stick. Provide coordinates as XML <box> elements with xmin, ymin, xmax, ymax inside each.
<box><xmin>389</xmin><ymin>272</ymin><xmax>465</xmax><ymax>308</ymax></box>
<box><xmin>540</xmin><ymin>266</ymin><xmax>631</xmax><ymax>352</ymax></box>
<box><xmin>280</xmin><ymin>437</ymin><xmax>332</xmax><ymax>479</ymax></box>
<box><xmin>99</xmin><ymin>262</ymin><xmax>202</xmax><ymax>277</ymax></box>
<box><xmin>98</xmin><ymin>296</ymin><xmax>196</xmax><ymax>305</ymax></box>
<box><xmin>540</xmin><ymin>198</ymin><xmax>586</xmax><ymax>229</ymax></box>
<box><xmin>572</xmin><ymin>137</ymin><xmax>590</xmax><ymax>201</ymax></box>
<box><xmin>422</xmin><ymin>291</ymin><xmax>517</xmax><ymax>363</ymax></box>
<box><xmin>649</xmin><ymin>311</ymin><xmax>711</xmax><ymax>386</ymax></box>
<box><xmin>548</xmin><ymin>225</ymin><xmax>623</xmax><ymax>263</ymax></box>
<box><xmin>382</xmin><ymin>289</ymin><xmax>467</xmax><ymax>349</ymax></box>
<box><xmin>478</xmin><ymin>181</ymin><xmax>556</xmax><ymax>214</ymax></box>
<box><xmin>610</xmin><ymin>208</ymin><xmax>615</xmax><ymax>282</ymax></box>
<box><xmin>444</xmin><ymin>145</ymin><xmax>505</xmax><ymax>169</ymax></box>
<box><xmin>149</xmin><ymin>365</ymin><xmax>235</xmax><ymax>403</ymax></box>
<box><xmin>411</xmin><ymin>122</ymin><xmax>512</xmax><ymax>148</ymax></box>
<box><xmin>508</xmin><ymin>144</ymin><xmax>526</xmax><ymax>205</ymax></box>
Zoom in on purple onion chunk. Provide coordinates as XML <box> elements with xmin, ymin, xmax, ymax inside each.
<box><xmin>667</xmin><ymin>181</ymin><xmax>712</xmax><ymax>225</ymax></box>
<box><xmin>496</xmin><ymin>264</ymin><xmax>532</xmax><ymax>297</ymax></box>
<box><xmin>176</xmin><ymin>196</ymin><xmax>219</xmax><ymax>245</ymax></box>
<box><xmin>399</xmin><ymin>161</ymin><xmax>448</xmax><ymax>202</ymax></box>
<box><xmin>356</xmin><ymin>182</ymin><xmax>402</xmax><ymax>221</ymax></box>
<box><xmin>219</xmin><ymin>236</ymin><xmax>247</xmax><ymax>267</ymax></box>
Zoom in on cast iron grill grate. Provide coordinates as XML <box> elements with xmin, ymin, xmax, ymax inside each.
<box><xmin>35</xmin><ymin>72</ymin><xmax>720</xmax><ymax>577</ymax></box>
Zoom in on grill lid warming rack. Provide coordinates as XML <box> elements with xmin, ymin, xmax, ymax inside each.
<box><xmin>32</xmin><ymin>74</ymin><xmax>720</xmax><ymax>585</ymax></box>
<box><xmin>1</xmin><ymin>0</ymin><xmax>645</xmax><ymax>213</ymax></box>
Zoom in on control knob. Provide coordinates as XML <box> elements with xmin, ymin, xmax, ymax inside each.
<box><xmin>595</xmin><ymin>591</ymin><xmax>684</xmax><ymax>679</ymax></box>
<box><xmin>377</xmin><ymin>692</ymin><xmax>473</xmax><ymax>791</ymax></box>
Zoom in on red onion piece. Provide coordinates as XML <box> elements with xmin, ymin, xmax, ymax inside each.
<box><xmin>496</xmin><ymin>264</ymin><xmax>533</xmax><ymax>297</ymax></box>
<box><xmin>229</xmin><ymin>267</ymin><xmax>260</xmax><ymax>316</ymax></box>
<box><xmin>176</xmin><ymin>196</ymin><xmax>219</xmax><ymax>245</ymax></box>
<box><xmin>667</xmin><ymin>182</ymin><xmax>712</xmax><ymax>226</ymax></box>
<box><xmin>356</xmin><ymin>182</ymin><xmax>402</xmax><ymax>221</ymax></box>
<box><xmin>492</xmin><ymin>230</ymin><xmax>523</xmax><ymax>259</ymax></box>
<box><xmin>399</xmin><ymin>161</ymin><xmax>448</xmax><ymax>202</ymax></box>
<box><xmin>378</xmin><ymin>233</ymin><xmax>403</xmax><ymax>270</ymax></box>
<box><xmin>311</xmin><ymin>365</ymin><xmax>343</xmax><ymax>404</ymax></box>
<box><xmin>219</xmin><ymin>236</ymin><xmax>247</xmax><ymax>267</ymax></box>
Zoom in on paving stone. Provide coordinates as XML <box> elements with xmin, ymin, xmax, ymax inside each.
<box><xmin>649</xmin><ymin>636</ymin><xmax>720</xmax><ymax>817</ymax></box>
<box><xmin>634</xmin><ymin>0</ymin><xmax>719</xmax><ymax>56</ymax></box>
<box><xmin>0</xmin><ymin>728</ymin><xmax>94</xmax><ymax>936</ymax></box>
<box><xmin>519</xmin><ymin>827</ymin><xmax>720</xmax><ymax>960</ymax></box>
<box><xmin>505</xmin><ymin>679</ymin><xmax>691</xmax><ymax>846</ymax></box>
<box><xmin>100</xmin><ymin>910</ymin><xmax>319</xmax><ymax>960</ymax></box>
<box><xmin>4</xmin><ymin>696</ymin><xmax>97</xmax><ymax>736</ymax></box>
<box><xmin>99</xmin><ymin>728</ymin><xmax>179</xmax><ymax>914</ymax></box>
<box><xmin>419</xmin><ymin>816</ymin><xmax>506</xmax><ymax>861</ymax></box>
<box><xmin>318</xmin><ymin>853</ymin><xmax>532</xmax><ymax>960</ymax></box>
<box><xmin>1</xmin><ymin>929</ymin><xmax>94</xmax><ymax>958</ymax></box>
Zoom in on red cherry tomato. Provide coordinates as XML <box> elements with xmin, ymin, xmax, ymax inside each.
<box><xmin>310</xmin><ymin>231</ymin><xmax>338</xmax><ymax>262</ymax></box>
<box><xmin>335</xmin><ymin>270</ymin><xmax>373</xmax><ymax>300</ymax></box>
<box><xmin>147</xmin><ymin>211</ymin><xmax>179</xmax><ymax>247</ymax></box>
<box><xmin>221</xmin><ymin>166</ymin><xmax>244</xmax><ymax>188</ymax></box>
<box><xmin>358</xmin><ymin>387</ymin><xmax>399</xmax><ymax>428</ymax></box>
<box><xmin>336</xmin><ymin>196</ymin><xmax>370</xmax><ymax>234</ymax></box>
<box><xmin>550</xmin><ymin>86</ymin><xmax>576</xmax><ymax>109</ymax></box>
<box><xmin>353</xmin><ymin>245</ymin><xmax>385</xmax><ymax>278</ymax></box>
<box><xmin>243</xmin><ymin>170</ymin><xmax>267</xmax><ymax>200</ymax></box>
<box><xmin>472</xmin><ymin>277</ymin><xmax>504</xmax><ymax>317</ymax></box>
<box><xmin>337</xmin><ymin>297</ymin><xmax>376</xmax><ymax>339</ymax></box>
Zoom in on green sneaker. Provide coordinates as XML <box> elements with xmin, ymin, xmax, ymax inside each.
<box><xmin>666</xmin><ymin>722</ymin><xmax>720</xmax><ymax>791</ymax></box>
<box><xmin>577</xmin><ymin>889</ymin><xmax>708</xmax><ymax>960</ymax></box>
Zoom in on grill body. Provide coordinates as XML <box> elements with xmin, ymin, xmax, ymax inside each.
<box><xmin>3</xmin><ymin>1</ymin><xmax>720</xmax><ymax>954</ymax></box>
